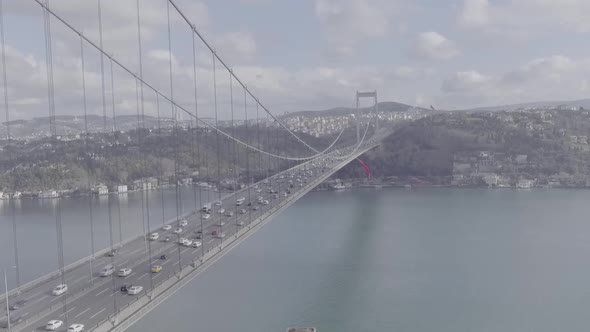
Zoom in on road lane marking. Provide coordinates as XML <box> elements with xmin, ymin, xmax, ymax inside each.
<box><xmin>75</xmin><ymin>308</ymin><xmax>91</xmax><ymax>318</ymax></box>
<box><xmin>173</xmin><ymin>261</ymin><xmax>180</xmax><ymax>267</ymax></box>
<box><xmin>22</xmin><ymin>312</ymin><xmax>29</xmax><ymax>317</ymax></box>
<box><xmin>59</xmin><ymin>306</ymin><xmax>76</xmax><ymax>317</ymax></box>
<box><xmin>181</xmin><ymin>248</ymin><xmax>190</xmax><ymax>255</ymax></box>
<box><xmin>71</xmin><ymin>276</ymin><xmax>87</xmax><ymax>285</ymax></box>
<box><xmin>95</xmin><ymin>288</ymin><xmax>109</xmax><ymax>296</ymax></box>
<box><xmin>207</xmin><ymin>239</ymin><xmax>214</xmax><ymax>244</ymax></box>
<box><xmin>138</xmin><ymin>273</ymin><xmax>148</xmax><ymax>280</ymax></box>
<box><xmin>119</xmin><ymin>259</ymin><xmax>130</xmax><ymax>266</ymax></box>
<box><xmin>90</xmin><ymin>308</ymin><xmax>106</xmax><ymax>319</ymax></box>
<box><xmin>125</xmin><ymin>272</ymin><xmax>136</xmax><ymax>279</ymax></box>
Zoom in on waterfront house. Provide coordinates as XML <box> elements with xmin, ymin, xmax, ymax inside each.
<box><xmin>117</xmin><ymin>185</ymin><xmax>128</xmax><ymax>193</ymax></box>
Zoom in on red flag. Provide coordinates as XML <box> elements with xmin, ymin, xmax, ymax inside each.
<box><xmin>357</xmin><ymin>158</ymin><xmax>371</xmax><ymax>178</ymax></box>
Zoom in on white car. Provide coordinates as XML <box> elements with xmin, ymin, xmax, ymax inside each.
<box><xmin>179</xmin><ymin>219</ymin><xmax>188</xmax><ymax>227</ymax></box>
<box><xmin>46</xmin><ymin>320</ymin><xmax>63</xmax><ymax>331</ymax></box>
<box><xmin>218</xmin><ymin>208</ymin><xmax>225</xmax><ymax>214</ymax></box>
<box><xmin>262</xmin><ymin>200</ymin><xmax>269</xmax><ymax>205</ymax></box>
<box><xmin>118</xmin><ymin>268</ymin><xmax>132</xmax><ymax>277</ymax></box>
<box><xmin>239</xmin><ymin>209</ymin><xmax>246</xmax><ymax>214</ymax></box>
<box><xmin>67</xmin><ymin>324</ymin><xmax>84</xmax><ymax>332</ymax></box>
<box><xmin>236</xmin><ymin>221</ymin><xmax>245</xmax><ymax>226</ymax></box>
<box><xmin>217</xmin><ymin>221</ymin><xmax>225</xmax><ymax>226</ymax></box>
<box><xmin>256</xmin><ymin>189</ymin><xmax>262</xmax><ymax>193</ymax></box>
<box><xmin>282</xmin><ymin>192</ymin><xmax>288</xmax><ymax>197</ymax></box>
<box><xmin>52</xmin><ymin>284</ymin><xmax>68</xmax><ymax>296</ymax></box>
<box><xmin>202</xmin><ymin>213</ymin><xmax>211</xmax><ymax>220</ymax></box>
<box><xmin>174</xmin><ymin>227</ymin><xmax>183</xmax><ymax>234</ymax></box>
<box><xmin>162</xmin><ymin>225</ymin><xmax>172</xmax><ymax>231</ymax></box>
<box><xmin>149</xmin><ymin>232</ymin><xmax>159</xmax><ymax>241</ymax></box>
<box><xmin>214</xmin><ymin>200</ymin><xmax>222</xmax><ymax>206</ymax></box>
<box><xmin>100</xmin><ymin>265</ymin><xmax>114</xmax><ymax>277</ymax></box>
<box><xmin>192</xmin><ymin>241</ymin><xmax>202</xmax><ymax>248</ymax></box>
<box><xmin>127</xmin><ymin>286</ymin><xmax>143</xmax><ymax>295</ymax></box>
<box><xmin>183</xmin><ymin>239</ymin><xmax>193</xmax><ymax>246</ymax></box>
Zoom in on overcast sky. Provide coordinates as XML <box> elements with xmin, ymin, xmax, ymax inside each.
<box><xmin>2</xmin><ymin>0</ymin><xmax>590</xmax><ymax>121</ymax></box>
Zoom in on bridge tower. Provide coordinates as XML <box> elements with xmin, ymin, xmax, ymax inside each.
<box><xmin>355</xmin><ymin>90</ymin><xmax>379</xmax><ymax>143</ymax></box>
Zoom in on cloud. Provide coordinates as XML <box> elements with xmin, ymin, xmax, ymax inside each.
<box><xmin>410</xmin><ymin>32</ymin><xmax>460</xmax><ymax>61</ymax></box>
<box><xmin>439</xmin><ymin>55</ymin><xmax>590</xmax><ymax>109</ymax></box>
<box><xmin>458</xmin><ymin>0</ymin><xmax>489</xmax><ymax>27</ymax></box>
<box><xmin>314</xmin><ymin>0</ymin><xmax>390</xmax><ymax>57</ymax></box>
<box><xmin>215</xmin><ymin>31</ymin><xmax>257</xmax><ymax>63</ymax></box>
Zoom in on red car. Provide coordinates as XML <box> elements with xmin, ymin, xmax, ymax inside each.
<box><xmin>212</xmin><ymin>230</ymin><xmax>218</xmax><ymax>236</ymax></box>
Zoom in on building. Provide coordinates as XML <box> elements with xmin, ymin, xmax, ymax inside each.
<box><xmin>517</xmin><ymin>179</ymin><xmax>534</xmax><ymax>189</ymax></box>
<box><xmin>0</xmin><ymin>191</ymin><xmax>5</xmax><ymax>200</ymax></box>
<box><xmin>117</xmin><ymin>185</ymin><xmax>128</xmax><ymax>193</ymax></box>
<box><xmin>39</xmin><ymin>190</ymin><xmax>58</xmax><ymax>198</ymax></box>
<box><xmin>482</xmin><ymin>173</ymin><xmax>499</xmax><ymax>187</ymax></box>
<box><xmin>94</xmin><ymin>184</ymin><xmax>109</xmax><ymax>195</ymax></box>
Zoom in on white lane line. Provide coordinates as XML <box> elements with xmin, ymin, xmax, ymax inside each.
<box><xmin>71</xmin><ymin>276</ymin><xmax>87</xmax><ymax>285</ymax></box>
<box><xmin>95</xmin><ymin>288</ymin><xmax>109</xmax><ymax>296</ymax></box>
<box><xmin>90</xmin><ymin>308</ymin><xmax>106</xmax><ymax>319</ymax></box>
<box><xmin>207</xmin><ymin>239</ymin><xmax>214</xmax><ymax>244</ymax></box>
<box><xmin>173</xmin><ymin>261</ymin><xmax>180</xmax><ymax>267</ymax></box>
<box><xmin>181</xmin><ymin>248</ymin><xmax>190</xmax><ymax>255</ymax></box>
<box><xmin>138</xmin><ymin>273</ymin><xmax>148</xmax><ymax>281</ymax></box>
<box><xmin>75</xmin><ymin>308</ymin><xmax>91</xmax><ymax>318</ymax></box>
<box><xmin>31</xmin><ymin>294</ymin><xmax>49</xmax><ymax>304</ymax></box>
<box><xmin>22</xmin><ymin>312</ymin><xmax>29</xmax><ymax>317</ymax></box>
<box><xmin>119</xmin><ymin>259</ymin><xmax>130</xmax><ymax>266</ymax></box>
<box><xmin>50</xmin><ymin>295</ymin><xmax>63</xmax><ymax>302</ymax></box>
<box><xmin>59</xmin><ymin>306</ymin><xmax>77</xmax><ymax>317</ymax></box>
<box><xmin>125</xmin><ymin>272</ymin><xmax>136</xmax><ymax>279</ymax></box>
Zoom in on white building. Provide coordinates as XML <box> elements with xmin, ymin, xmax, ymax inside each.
<box><xmin>517</xmin><ymin>179</ymin><xmax>534</xmax><ymax>189</ymax></box>
<box><xmin>117</xmin><ymin>185</ymin><xmax>128</xmax><ymax>193</ymax></box>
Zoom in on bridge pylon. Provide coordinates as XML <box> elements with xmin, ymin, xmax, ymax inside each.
<box><xmin>355</xmin><ymin>90</ymin><xmax>379</xmax><ymax>143</ymax></box>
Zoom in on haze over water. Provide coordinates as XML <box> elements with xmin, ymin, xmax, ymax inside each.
<box><xmin>3</xmin><ymin>188</ymin><xmax>590</xmax><ymax>331</ymax></box>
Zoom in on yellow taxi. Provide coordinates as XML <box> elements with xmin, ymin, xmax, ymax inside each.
<box><xmin>151</xmin><ymin>265</ymin><xmax>162</xmax><ymax>273</ymax></box>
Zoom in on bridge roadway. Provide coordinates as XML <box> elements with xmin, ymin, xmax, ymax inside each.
<box><xmin>2</xmin><ymin>139</ymin><xmax>382</xmax><ymax>332</ymax></box>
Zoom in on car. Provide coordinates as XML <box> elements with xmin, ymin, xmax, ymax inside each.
<box><xmin>254</xmin><ymin>184</ymin><xmax>259</xmax><ymax>189</ymax></box>
<box><xmin>252</xmin><ymin>206</ymin><xmax>259</xmax><ymax>211</ymax></box>
<box><xmin>162</xmin><ymin>236</ymin><xmax>170</xmax><ymax>242</ymax></box>
<box><xmin>179</xmin><ymin>219</ymin><xmax>188</xmax><ymax>227</ymax></box>
<box><xmin>282</xmin><ymin>192</ymin><xmax>288</xmax><ymax>197</ymax></box>
<box><xmin>151</xmin><ymin>266</ymin><xmax>162</xmax><ymax>273</ymax></box>
<box><xmin>45</xmin><ymin>319</ymin><xmax>63</xmax><ymax>331</ymax></box>
<box><xmin>100</xmin><ymin>265</ymin><xmax>114</xmax><ymax>277</ymax></box>
<box><xmin>120</xmin><ymin>283</ymin><xmax>131</xmax><ymax>292</ymax></box>
<box><xmin>272</xmin><ymin>194</ymin><xmax>279</xmax><ymax>199</ymax></box>
<box><xmin>192</xmin><ymin>241</ymin><xmax>202</xmax><ymax>248</ymax></box>
<box><xmin>9</xmin><ymin>300</ymin><xmax>26</xmax><ymax>311</ymax></box>
<box><xmin>149</xmin><ymin>232</ymin><xmax>159</xmax><ymax>241</ymax></box>
<box><xmin>256</xmin><ymin>189</ymin><xmax>262</xmax><ymax>193</ymax></box>
<box><xmin>195</xmin><ymin>233</ymin><xmax>202</xmax><ymax>239</ymax></box>
<box><xmin>52</xmin><ymin>284</ymin><xmax>68</xmax><ymax>296</ymax></box>
<box><xmin>106</xmin><ymin>249</ymin><xmax>118</xmax><ymax>257</ymax></box>
<box><xmin>178</xmin><ymin>237</ymin><xmax>187</xmax><ymax>244</ymax></box>
<box><xmin>217</xmin><ymin>221</ymin><xmax>225</xmax><ymax>226</ymax></box>
<box><xmin>215</xmin><ymin>232</ymin><xmax>226</xmax><ymax>239</ymax></box>
<box><xmin>212</xmin><ymin>230</ymin><xmax>218</xmax><ymax>236</ymax></box>
<box><xmin>118</xmin><ymin>268</ymin><xmax>132</xmax><ymax>277</ymax></box>
<box><xmin>218</xmin><ymin>208</ymin><xmax>225</xmax><ymax>214</ymax></box>
<box><xmin>236</xmin><ymin>221</ymin><xmax>245</xmax><ymax>226</ymax></box>
<box><xmin>174</xmin><ymin>227</ymin><xmax>183</xmax><ymax>234</ymax></box>
<box><xmin>247</xmin><ymin>202</ymin><xmax>252</xmax><ymax>206</ymax></box>
<box><xmin>214</xmin><ymin>200</ymin><xmax>222</xmax><ymax>206</ymax></box>
<box><xmin>262</xmin><ymin>200</ymin><xmax>269</xmax><ymax>205</ymax></box>
<box><xmin>67</xmin><ymin>324</ymin><xmax>84</xmax><ymax>332</ymax></box>
<box><xmin>183</xmin><ymin>239</ymin><xmax>193</xmax><ymax>246</ymax></box>
<box><xmin>224</xmin><ymin>211</ymin><xmax>233</xmax><ymax>217</ymax></box>
<box><xmin>160</xmin><ymin>254</ymin><xmax>167</xmax><ymax>260</ymax></box>
<box><xmin>202</xmin><ymin>213</ymin><xmax>211</xmax><ymax>220</ymax></box>
<box><xmin>239</xmin><ymin>209</ymin><xmax>246</xmax><ymax>214</ymax></box>
<box><xmin>162</xmin><ymin>225</ymin><xmax>172</xmax><ymax>231</ymax></box>
<box><xmin>127</xmin><ymin>286</ymin><xmax>143</xmax><ymax>295</ymax></box>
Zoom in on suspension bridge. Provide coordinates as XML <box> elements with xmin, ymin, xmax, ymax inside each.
<box><xmin>0</xmin><ymin>1</ymin><xmax>392</xmax><ymax>331</ymax></box>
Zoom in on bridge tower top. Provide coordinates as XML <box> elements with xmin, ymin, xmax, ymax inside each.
<box><xmin>355</xmin><ymin>90</ymin><xmax>379</xmax><ymax>142</ymax></box>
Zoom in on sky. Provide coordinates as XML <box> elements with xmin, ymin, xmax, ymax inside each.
<box><xmin>2</xmin><ymin>0</ymin><xmax>590</xmax><ymax>121</ymax></box>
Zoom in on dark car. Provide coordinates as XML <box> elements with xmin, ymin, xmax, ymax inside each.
<box><xmin>9</xmin><ymin>300</ymin><xmax>26</xmax><ymax>311</ymax></box>
<box><xmin>195</xmin><ymin>234</ymin><xmax>202</xmax><ymax>239</ymax></box>
<box><xmin>120</xmin><ymin>284</ymin><xmax>131</xmax><ymax>292</ymax></box>
<box><xmin>160</xmin><ymin>254</ymin><xmax>167</xmax><ymax>260</ymax></box>
<box><xmin>212</xmin><ymin>230</ymin><xmax>218</xmax><ymax>236</ymax></box>
<box><xmin>106</xmin><ymin>249</ymin><xmax>119</xmax><ymax>257</ymax></box>
<box><xmin>247</xmin><ymin>202</ymin><xmax>252</xmax><ymax>206</ymax></box>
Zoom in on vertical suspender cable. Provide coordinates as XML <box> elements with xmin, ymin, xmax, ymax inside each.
<box><xmin>191</xmin><ymin>28</ymin><xmax>205</xmax><ymax>258</ymax></box>
<box><xmin>136</xmin><ymin>0</ymin><xmax>153</xmax><ymax>291</ymax></box>
<box><xmin>0</xmin><ymin>0</ymin><xmax>20</xmax><ymax>293</ymax></box>
<box><xmin>156</xmin><ymin>92</ymin><xmax>166</xmax><ymax>227</ymax></box>
<box><xmin>80</xmin><ymin>35</ymin><xmax>96</xmax><ymax>285</ymax></box>
<box><xmin>166</xmin><ymin>0</ymin><xmax>182</xmax><ymax>272</ymax></box>
<box><xmin>212</xmin><ymin>54</ymin><xmax>222</xmax><ymax>246</ymax></box>
<box><xmin>229</xmin><ymin>74</ymin><xmax>238</xmax><ymax>233</ymax></box>
<box><xmin>97</xmin><ymin>0</ymin><xmax>117</xmax><ymax>315</ymax></box>
<box><xmin>43</xmin><ymin>0</ymin><xmax>68</xmax><ymax>323</ymax></box>
<box><xmin>110</xmin><ymin>59</ymin><xmax>123</xmax><ymax>246</ymax></box>
<box><xmin>243</xmin><ymin>90</ymin><xmax>252</xmax><ymax>226</ymax></box>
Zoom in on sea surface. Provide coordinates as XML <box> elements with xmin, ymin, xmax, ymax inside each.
<box><xmin>3</xmin><ymin>188</ymin><xmax>590</xmax><ymax>332</ymax></box>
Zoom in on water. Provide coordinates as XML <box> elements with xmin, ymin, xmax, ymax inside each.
<box><xmin>4</xmin><ymin>188</ymin><xmax>590</xmax><ymax>331</ymax></box>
